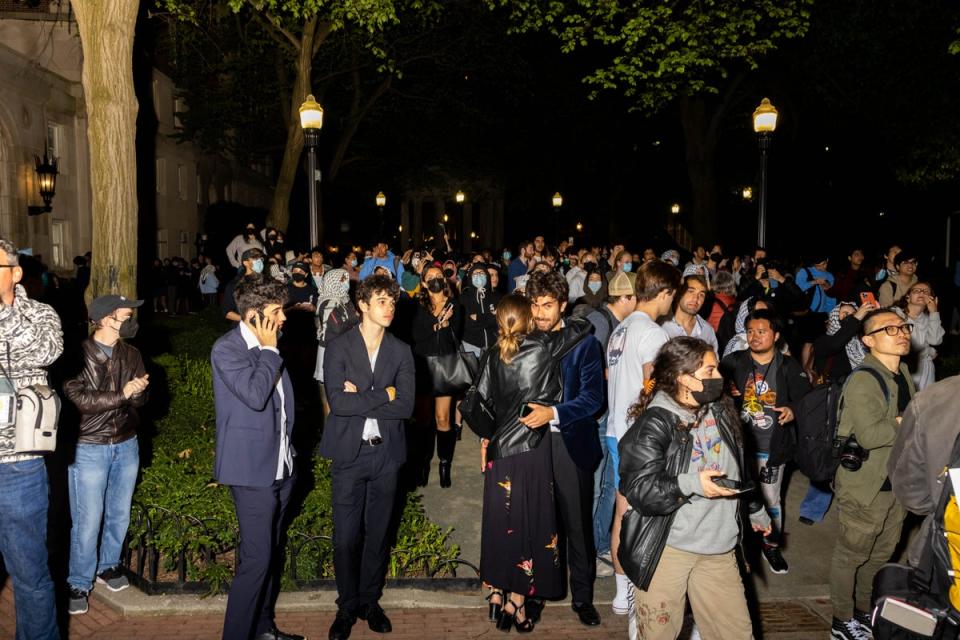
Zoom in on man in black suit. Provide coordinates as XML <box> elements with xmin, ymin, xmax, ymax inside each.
<box><xmin>321</xmin><ymin>274</ymin><xmax>415</xmax><ymax>640</ymax></box>
<box><xmin>211</xmin><ymin>275</ymin><xmax>304</xmax><ymax>640</ymax></box>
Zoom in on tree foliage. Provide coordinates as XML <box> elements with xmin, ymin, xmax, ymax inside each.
<box><xmin>488</xmin><ymin>0</ymin><xmax>812</xmax><ymax>112</ymax></box>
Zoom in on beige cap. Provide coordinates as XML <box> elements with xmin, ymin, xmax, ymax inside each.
<box><xmin>608</xmin><ymin>271</ymin><xmax>636</xmax><ymax>297</ymax></box>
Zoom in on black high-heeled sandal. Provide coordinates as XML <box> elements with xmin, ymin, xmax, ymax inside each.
<box><xmin>486</xmin><ymin>590</ymin><xmax>503</xmax><ymax>623</ymax></box>
<box><xmin>497</xmin><ymin>600</ymin><xmax>517</xmax><ymax>632</ymax></box>
<box><xmin>513</xmin><ymin>603</ymin><xmax>534</xmax><ymax>634</ymax></box>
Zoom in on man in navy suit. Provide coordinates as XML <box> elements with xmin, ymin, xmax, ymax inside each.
<box><xmin>521</xmin><ymin>270</ymin><xmax>605</xmax><ymax>627</ymax></box>
<box><xmin>211</xmin><ymin>275</ymin><xmax>304</xmax><ymax>640</ymax></box>
<box><xmin>321</xmin><ymin>274</ymin><xmax>415</xmax><ymax>640</ymax></box>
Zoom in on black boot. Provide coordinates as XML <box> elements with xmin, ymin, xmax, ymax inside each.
<box><xmin>437</xmin><ymin>429</ymin><xmax>457</xmax><ymax>489</ymax></box>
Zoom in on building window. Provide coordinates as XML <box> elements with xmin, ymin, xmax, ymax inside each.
<box><xmin>177</xmin><ymin>164</ymin><xmax>187</xmax><ymax>200</ymax></box>
<box><xmin>152</xmin><ymin>79</ymin><xmax>160</xmax><ymax>119</ymax></box>
<box><xmin>224</xmin><ymin>182</ymin><xmax>232</xmax><ymax>202</ymax></box>
<box><xmin>157</xmin><ymin>229</ymin><xmax>168</xmax><ymax>259</ymax></box>
<box><xmin>196</xmin><ymin>173</ymin><xmax>202</xmax><ymax>204</ymax></box>
<box><xmin>156</xmin><ymin>158</ymin><xmax>166</xmax><ymax>195</ymax></box>
<box><xmin>50</xmin><ymin>220</ymin><xmax>65</xmax><ymax>267</ymax></box>
<box><xmin>174</xmin><ymin>96</ymin><xmax>186</xmax><ymax>129</ymax></box>
<box><xmin>179</xmin><ymin>230</ymin><xmax>189</xmax><ymax>259</ymax></box>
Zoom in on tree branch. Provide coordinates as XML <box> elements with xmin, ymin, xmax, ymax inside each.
<box><xmin>251</xmin><ymin>10</ymin><xmax>297</xmax><ymax>53</ymax></box>
<box><xmin>312</xmin><ymin>20</ymin><xmax>334</xmax><ymax>58</ymax></box>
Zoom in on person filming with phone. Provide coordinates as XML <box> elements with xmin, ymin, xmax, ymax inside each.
<box><xmin>211</xmin><ymin>274</ymin><xmax>304</xmax><ymax>640</ymax></box>
<box><xmin>618</xmin><ymin>337</ymin><xmax>770</xmax><ymax>640</ymax></box>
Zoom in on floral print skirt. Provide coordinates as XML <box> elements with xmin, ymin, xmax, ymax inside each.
<box><xmin>479</xmin><ymin>434</ymin><xmax>561</xmax><ymax>599</ymax></box>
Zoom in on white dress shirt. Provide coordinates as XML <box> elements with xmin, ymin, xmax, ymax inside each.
<box><xmin>361</xmin><ymin>345</ymin><xmax>383</xmax><ymax>441</ymax></box>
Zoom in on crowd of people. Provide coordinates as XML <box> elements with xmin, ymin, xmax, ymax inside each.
<box><xmin>0</xmin><ymin>221</ymin><xmax>956</xmax><ymax>640</ymax></box>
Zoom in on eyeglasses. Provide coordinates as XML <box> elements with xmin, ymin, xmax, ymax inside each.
<box><xmin>911</xmin><ymin>289</ymin><xmax>932</xmax><ymax>296</ymax></box>
<box><xmin>866</xmin><ymin>323</ymin><xmax>914</xmax><ymax>337</ymax></box>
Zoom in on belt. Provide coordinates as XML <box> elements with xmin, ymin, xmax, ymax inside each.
<box><xmin>363</xmin><ymin>436</ymin><xmax>383</xmax><ymax>447</ymax></box>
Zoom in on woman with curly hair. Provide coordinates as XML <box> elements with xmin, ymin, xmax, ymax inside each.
<box><xmin>618</xmin><ymin>337</ymin><xmax>770</xmax><ymax>640</ymax></box>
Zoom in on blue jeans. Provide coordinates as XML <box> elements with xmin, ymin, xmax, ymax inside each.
<box><xmin>799</xmin><ymin>483</ymin><xmax>833</xmax><ymax>523</ymax></box>
<box><xmin>0</xmin><ymin>457</ymin><xmax>58</xmax><ymax>640</ymax></box>
<box><xmin>591</xmin><ymin>416</ymin><xmax>616</xmax><ymax>555</ymax></box>
<box><xmin>68</xmin><ymin>437</ymin><xmax>140</xmax><ymax>592</ymax></box>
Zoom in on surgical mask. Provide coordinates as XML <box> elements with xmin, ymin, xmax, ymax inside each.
<box><xmin>291</xmin><ymin>273</ymin><xmax>307</xmax><ymax>283</ymax></box>
<box><xmin>587</xmin><ymin>281</ymin><xmax>602</xmax><ymax>294</ymax></box>
<box><xmin>623</xmin><ymin>262</ymin><xmax>633</xmax><ymax>273</ymax></box>
<box><xmin>412</xmin><ymin>257</ymin><xmax>421</xmax><ymax>270</ymax></box>
<box><xmin>427</xmin><ymin>278</ymin><xmax>445</xmax><ymax>294</ymax></box>
<box><xmin>350</xmin><ymin>258</ymin><xmax>358</xmax><ymax>268</ymax></box>
<box><xmin>690</xmin><ymin>377</ymin><xmax>723</xmax><ymax>405</ymax></box>
<box><xmin>251</xmin><ymin>258</ymin><xmax>264</xmax><ymax>274</ymax></box>
<box><xmin>117</xmin><ymin>316</ymin><xmax>139</xmax><ymax>339</ymax></box>
<box><xmin>471</xmin><ymin>274</ymin><xmax>487</xmax><ymax>289</ymax></box>
<box><xmin>503</xmin><ymin>251</ymin><xmax>512</xmax><ymax>261</ymax></box>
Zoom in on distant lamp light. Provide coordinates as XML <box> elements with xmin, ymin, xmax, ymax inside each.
<box><xmin>455</xmin><ymin>190</ymin><xmax>465</xmax><ymax>204</ymax></box>
<box><xmin>298</xmin><ymin>94</ymin><xmax>324</xmax><ymax>130</ymax></box>
<box><xmin>469</xmin><ymin>231</ymin><xmax>477</xmax><ymax>239</ymax></box>
<box><xmin>752</xmin><ymin>97</ymin><xmax>778</xmax><ymax>133</ymax></box>
<box><xmin>576</xmin><ymin>222</ymin><xmax>583</xmax><ymax>232</ymax></box>
<box><xmin>552</xmin><ymin>192</ymin><xmax>563</xmax><ymax>208</ymax></box>
<box><xmin>28</xmin><ymin>151</ymin><xmax>58</xmax><ymax>216</ymax></box>
<box><xmin>742</xmin><ymin>186</ymin><xmax>753</xmax><ymax>201</ymax></box>
<box><xmin>375</xmin><ymin>191</ymin><xmax>386</xmax><ymax>208</ymax></box>
<box><xmin>442</xmin><ymin>214</ymin><xmax>449</xmax><ymax>223</ymax></box>
<box><xmin>671</xmin><ymin>203</ymin><xmax>680</xmax><ymax>215</ymax></box>
<box><xmin>398</xmin><ymin>225</ymin><xmax>403</xmax><ymax>232</ymax></box>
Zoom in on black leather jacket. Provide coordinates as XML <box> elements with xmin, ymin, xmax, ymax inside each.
<box><xmin>63</xmin><ymin>339</ymin><xmax>148</xmax><ymax>444</ymax></box>
<box><xmin>471</xmin><ymin>318</ymin><xmax>590</xmax><ymax>461</ymax></box>
<box><xmin>617</xmin><ymin>402</ymin><xmax>758</xmax><ymax>590</ymax></box>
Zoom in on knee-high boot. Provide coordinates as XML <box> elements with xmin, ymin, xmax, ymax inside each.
<box><xmin>436</xmin><ymin>429</ymin><xmax>457</xmax><ymax>489</ymax></box>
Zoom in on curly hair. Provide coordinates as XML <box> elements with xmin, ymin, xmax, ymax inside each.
<box><xmin>357</xmin><ymin>273</ymin><xmax>401</xmax><ymax>308</ymax></box>
<box><xmin>526</xmin><ymin>269</ymin><xmax>569</xmax><ymax>303</ymax></box>
<box><xmin>234</xmin><ymin>274</ymin><xmax>288</xmax><ymax>318</ymax></box>
<box><xmin>626</xmin><ymin>336</ymin><xmax>740</xmax><ymax>441</ymax></box>
<box><xmin>496</xmin><ymin>294</ymin><xmax>533</xmax><ymax>364</ymax></box>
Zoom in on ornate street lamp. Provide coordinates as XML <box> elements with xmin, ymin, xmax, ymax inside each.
<box><xmin>375</xmin><ymin>191</ymin><xmax>386</xmax><ymax>208</ymax></box>
<box><xmin>742</xmin><ymin>186</ymin><xmax>754</xmax><ymax>201</ymax></box>
<box><xmin>299</xmin><ymin>94</ymin><xmax>324</xmax><ymax>248</ymax></box>
<box><xmin>552</xmin><ymin>192</ymin><xmax>563</xmax><ymax>208</ymax></box>
<box><xmin>455</xmin><ymin>190</ymin><xmax>465</xmax><ymax>204</ymax></box>
<box><xmin>752</xmin><ymin>97</ymin><xmax>778</xmax><ymax>247</ymax></box>
<box><xmin>576</xmin><ymin>222</ymin><xmax>583</xmax><ymax>232</ymax></box>
<box><xmin>671</xmin><ymin>203</ymin><xmax>680</xmax><ymax>215</ymax></box>
<box><xmin>28</xmin><ymin>151</ymin><xmax>58</xmax><ymax>216</ymax></box>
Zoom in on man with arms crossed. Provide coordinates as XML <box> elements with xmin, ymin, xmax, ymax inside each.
<box><xmin>322</xmin><ymin>274</ymin><xmax>415</xmax><ymax>640</ymax></box>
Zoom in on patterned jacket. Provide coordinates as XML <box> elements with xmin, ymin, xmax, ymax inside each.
<box><xmin>0</xmin><ymin>284</ymin><xmax>64</xmax><ymax>462</ymax></box>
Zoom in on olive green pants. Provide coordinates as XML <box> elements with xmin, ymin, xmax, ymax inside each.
<box><xmin>829</xmin><ymin>490</ymin><xmax>906</xmax><ymax>620</ymax></box>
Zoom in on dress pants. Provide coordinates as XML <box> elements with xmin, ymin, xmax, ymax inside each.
<box><xmin>223</xmin><ymin>472</ymin><xmax>295</xmax><ymax>640</ymax></box>
<box><xmin>332</xmin><ymin>443</ymin><xmax>400</xmax><ymax>611</ymax></box>
<box><xmin>551</xmin><ymin>432</ymin><xmax>596</xmax><ymax>604</ymax></box>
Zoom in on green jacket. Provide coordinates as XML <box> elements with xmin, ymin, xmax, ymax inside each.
<box><xmin>835</xmin><ymin>353</ymin><xmax>915</xmax><ymax>506</ymax></box>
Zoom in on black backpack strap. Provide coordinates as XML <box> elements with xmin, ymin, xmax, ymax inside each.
<box><xmin>837</xmin><ymin>367</ymin><xmax>890</xmax><ymax>438</ymax></box>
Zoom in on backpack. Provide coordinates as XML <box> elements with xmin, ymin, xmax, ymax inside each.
<box><xmin>793</xmin><ymin>366</ymin><xmax>888</xmax><ymax>483</ymax></box>
<box><xmin>714</xmin><ymin>298</ymin><xmax>737</xmax><ymax>356</ymax></box>
<box><xmin>870</xmin><ymin>433</ymin><xmax>960</xmax><ymax>639</ymax></box>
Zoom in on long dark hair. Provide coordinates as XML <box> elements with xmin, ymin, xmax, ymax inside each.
<box><xmin>627</xmin><ymin>337</ymin><xmax>740</xmax><ymax>441</ymax></box>
<box><xmin>418</xmin><ymin>264</ymin><xmax>453</xmax><ymax>309</ymax></box>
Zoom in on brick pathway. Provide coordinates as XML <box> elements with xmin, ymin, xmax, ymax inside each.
<box><xmin>0</xmin><ymin>582</ymin><xmax>830</xmax><ymax>639</ymax></box>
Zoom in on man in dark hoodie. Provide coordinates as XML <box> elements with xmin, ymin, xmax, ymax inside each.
<box><xmin>458</xmin><ymin>263</ymin><xmax>500</xmax><ymax>357</ymax></box>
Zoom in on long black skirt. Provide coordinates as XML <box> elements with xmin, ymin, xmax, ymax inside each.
<box><xmin>479</xmin><ymin>433</ymin><xmax>561</xmax><ymax>599</ymax></box>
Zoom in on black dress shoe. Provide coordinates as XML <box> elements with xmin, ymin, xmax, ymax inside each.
<box><xmin>328</xmin><ymin>609</ymin><xmax>356</xmax><ymax>640</ymax></box>
<box><xmin>524</xmin><ymin>598</ymin><xmax>545</xmax><ymax>625</ymax></box>
<box><xmin>357</xmin><ymin>603</ymin><xmax>393</xmax><ymax>633</ymax></box>
<box><xmin>572</xmin><ymin>602</ymin><xmax>601</xmax><ymax>626</ymax></box>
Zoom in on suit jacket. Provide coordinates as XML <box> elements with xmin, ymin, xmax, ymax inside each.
<box><xmin>212</xmin><ymin>326</ymin><xmax>295</xmax><ymax>488</ymax></box>
<box><xmin>555</xmin><ymin>333</ymin><xmax>605</xmax><ymax>471</ymax></box>
<box><xmin>320</xmin><ymin>326</ymin><xmax>415</xmax><ymax>465</ymax></box>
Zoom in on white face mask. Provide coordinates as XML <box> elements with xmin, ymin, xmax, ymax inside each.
<box><xmin>412</xmin><ymin>257</ymin><xmax>421</xmax><ymax>270</ymax></box>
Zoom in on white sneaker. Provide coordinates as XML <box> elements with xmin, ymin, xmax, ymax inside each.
<box><xmin>688</xmin><ymin>623</ymin><xmax>702</xmax><ymax>640</ymax></box>
<box><xmin>612</xmin><ymin>594</ymin><xmax>630</xmax><ymax>615</ymax></box>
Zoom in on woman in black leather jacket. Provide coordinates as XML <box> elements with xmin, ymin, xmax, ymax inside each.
<box><xmin>465</xmin><ymin>294</ymin><xmax>589</xmax><ymax>633</ymax></box>
<box><xmin>617</xmin><ymin>337</ymin><xmax>770</xmax><ymax>640</ymax></box>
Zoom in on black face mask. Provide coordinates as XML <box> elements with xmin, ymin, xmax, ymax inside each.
<box><xmin>442</xmin><ymin>268</ymin><xmax>455</xmax><ymax>279</ymax></box>
<box><xmin>291</xmin><ymin>273</ymin><xmax>307</xmax><ymax>283</ymax></box>
<box><xmin>690</xmin><ymin>377</ymin><xmax>723</xmax><ymax>405</ymax></box>
<box><xmin>427</xmin><ymin>278</ymin><xmax>445</xmax><ymax>294</ymax></box>
<box><xmin>118</xmin><ymin>317</ymin><xmax>139</xmax><ymax>339</ymax></box>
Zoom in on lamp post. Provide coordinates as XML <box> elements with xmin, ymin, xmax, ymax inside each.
<box><xmin>299</xmin><ymin>94</ymin><xmax>324</xmax><ymax>249</ymax></box>
<box><xmin>376</xmin><ymin>191</ymin><xmax>386</xmax><ymax>237</ymax></box>
<box><xmin>28</xmin><ymin>151</ymin><xmax>58</xmax><ymax>216</ymax></box>
<box><xmin>752</xmin><ymin>97</ymin><xmax>778</xmax><ymax>247</ymax></box>
<box><xmin>552</xmin><ymin>192</ymin><xmax>563</xmax><ymax>245</ymax></box>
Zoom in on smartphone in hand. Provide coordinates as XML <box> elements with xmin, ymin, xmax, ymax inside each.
<box><xmin>712</xmin><ymin>476</ymin><xmax>755</xmax><ymax>494</ymax></box>
<box><xmin>519</xmin><ymin>403</ymin><xmax>534</xmax><ymax>418</ymax></box>
<box><xmin>860</xmin><ymin>291</ymin><xmax>878</xmax><ymax>307</ymax></box>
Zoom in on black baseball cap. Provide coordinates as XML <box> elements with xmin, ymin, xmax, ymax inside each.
<box><xmin>241</xmin><ymin>248</ymin><xmax>264</xmax><ymax>262</ymax></box>
<box><xmin>89</xmin><ymin>295</ymin><xmax>144</xmax><ymax>322</ymax></box>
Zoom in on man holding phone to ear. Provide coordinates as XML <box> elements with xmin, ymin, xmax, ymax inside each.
<box><xmin>212</xmin><ymin>274</ymin><xmax>303</xmax><ymax>640</ymax></box>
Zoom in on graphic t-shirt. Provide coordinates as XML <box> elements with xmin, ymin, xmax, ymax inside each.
<box><xmin>740</xmin><ymin>357</ymin><xmax>779</xmax><ymax>453</ymax></box>
<box><xmin>606</xmin><ymin>310</ymin><xmax>670</xmax><ymax>441</ymax></box>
